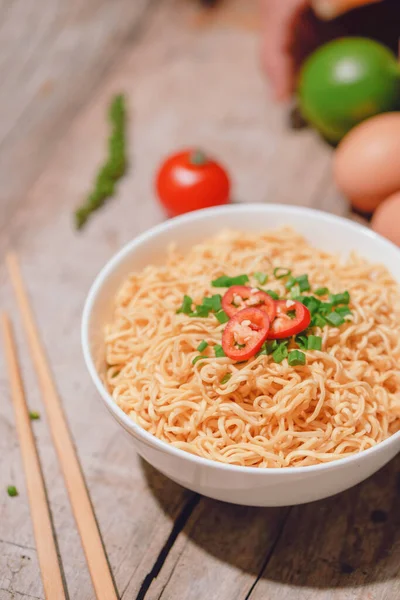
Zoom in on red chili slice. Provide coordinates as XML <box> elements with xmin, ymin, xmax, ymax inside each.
<box><xmin>267</xmin><ymin>300</ymin><xmax>311</xmax><ymax>339</ymax></box>
<box><xmin>222</xmin><ymin>285</ymin><xmax>276</xmax><ymax>321</ymax></box>
<box><xmin>222</xmin><ymin>307</ymin><xmax>270</xmax><ymax>361</ymax></box>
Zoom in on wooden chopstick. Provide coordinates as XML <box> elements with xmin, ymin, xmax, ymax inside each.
<box><xmin>6</xmin><ymin>254</ymin><xmax>118</xmax><ymax>600</ymax></box>
<box><xmin>1</xmin><ymin>313</ymin><xmax>67</xmax><ymax>600</ymax></box>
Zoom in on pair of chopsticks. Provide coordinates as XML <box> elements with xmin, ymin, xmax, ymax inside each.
<box><xmin>2</xmin><ymin>255</ymin><xmax>118</xmax><ymax>600</ymax></box>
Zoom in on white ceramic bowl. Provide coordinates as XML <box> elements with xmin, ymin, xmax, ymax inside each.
<box><xmin>82</xmin><ymin>204</ymin><xmax>400</xmax><ymax>506</ymax></box>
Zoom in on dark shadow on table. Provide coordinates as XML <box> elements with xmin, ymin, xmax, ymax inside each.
<box><xmin>142</xmin><ymin>453</ymin><xmax>400</xmax><ymax>590</ymax></box>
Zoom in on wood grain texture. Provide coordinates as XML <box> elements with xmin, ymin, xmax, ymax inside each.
<box><xmin>1</xmin><ymin>314</ymin><xmax>66</xmax><ymax>600</ymax></box>
<box><xmin>0</xmin><ymin>0</ymin><xmax>398</xmax><ymax>599</ymax></box>
<box><xmin>0</xmin><ymin>0</ymin><xmax>155</xmax><ymax>229</ymax></box>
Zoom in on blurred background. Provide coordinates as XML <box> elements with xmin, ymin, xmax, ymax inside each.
<box><xmin>1</xmin><ymin>0</ymin><xmax>399</xmax><ymax>245</ymax></box>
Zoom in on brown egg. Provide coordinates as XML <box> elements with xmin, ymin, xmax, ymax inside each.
<box><xmin>372</xmin><ymin>191</ymin><xmax>400</xmax><ymax>246</ymax></box>
<box><xmin>334</xmin><ymin>113</ymin><xmax>400</xmax><ymax>213</ymax></box>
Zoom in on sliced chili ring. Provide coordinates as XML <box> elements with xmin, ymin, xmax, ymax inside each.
<box><xmin>221</xmin><ymin>307</ymin><xmax>270</xmax><ymax>361</ymax></box>
<box><xmin>267</xmin><ymin>300</ymin><xmax>311</xmax><ymax>339</ymax></box>
<box><xmin>222</xmin><ymin>285</ymin><xmax>276</xmax><ymax>321</ymax></box>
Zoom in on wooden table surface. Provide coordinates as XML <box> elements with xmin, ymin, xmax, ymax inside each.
<box><xmin>0</xmin><ymin>1</ymin><xmax>399</xmax><ymax>599</ymax></box>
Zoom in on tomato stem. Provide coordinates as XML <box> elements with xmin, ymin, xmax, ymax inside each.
<box><xmin>189</xmin><ymin>149</ymin><xmax>208</xmax><ymax>166</ymax></box>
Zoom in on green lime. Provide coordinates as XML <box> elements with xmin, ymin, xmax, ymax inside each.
<box><xmin>298</xmin><ymin>38</ymin><xmax>400</xmax><ymax>143</ymax></box>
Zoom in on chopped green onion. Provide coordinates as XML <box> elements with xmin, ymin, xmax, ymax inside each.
<box><xmin>215</xmin><ymin>310</ymin><xmax>229</xmax><ymax>324</ymax></box>
<box><xmin>273</xmin><ymin>267</ymin><xmax>292</xmax><ymax>279</ymax></box>
<box><xmin>285</xmin><ymin>276</ymin><xmax>296</xmax><ymax>290</ymax></box>
<box><xmin>296</xmin><ymin>274</ymin><xmax>311</xmax><ymax>292</ymax></box>
<box><xmin>272</xmin><ymin>343</ymin><xmax>288</xmax><ymax>363</ymax></box>
<box><xmin>325</xmin><ymin>311</ymin><xmax>345</xmax><ymax>327</ymax></box>
<box><xmin>266</xmin><ymin>290</ymin><xmax>279</xmax><ymax>300</ymax></box>
<box><xmin>311</xmin><ymin>314</ymin><xmax>327</xmax><ymax>328</ymax></box>
<box><xmin>220</xmin><ymin>373</ymin><xmax>232</xmax><ymax>385</ymax></box>
<box><xmin>192</xmin><ymin>355</ymin><xmax>206</xmax><ymax>365</ymax></box>
<box><xmin>7</xmin><ymin>486</ymin><xmax>18</xmax><ymax>497</ymax></box>
<box><xmin>295</xmin><ymin>334</ymin><xmax>308</xmax><ymax>350</ymax></box>
<box><xmin>290</xmin><ymin>284</ymin><xmax>301</xmax><ymax>299</ymax></box>
<box><xmin>335</xmin><ymin>306</ymin><xmax>352</xmax><ymax>317</ymax></box>
<box><xmin>301</xmin><ymin>296</ymin><xmax>321</xmax><ymax>315</ymax></box>
<box><xmin>254</xmin><ymin>272</ymin><xmax>268</xmax><ymax>285</ymax></box>
<box><xmin>211</xmin><ymin>274</ymin><xmax>249</xmax><ymax>287</ymax></box>
<box><xmin>288</xmin><ymin>350</ymin><xmax>306</xmax><ymax>366</ymax></box>
<box><xmin>318</xmin><ymin>302</ymin><xmax>333</xmax><ymax>315</ymax></box>
<box><xmin>307</xmin><ymin>335</ymin><xmax>322</xmax><ymax>351</ymax></box>
<box><xmin>257</xmin><ymin>340</ymin><xmax>278</xmax><ymax>356</ymax></box>
<box><xmin>314</xmin><ymin>287</ymin><xmax>329</xmax><ymax>297</ymax></box>
<box><xmin>29</xmin><ymin>411</ymin><xmax>40</xmax><ymax>421</ymax></box>
<box><xmin>202</xmin><ymin>294</ymin><xmax>222</xmax><ymax>312</ymax></box>
<box><xmin>176</xmin><ymin>295</ymin><xmax>193</xmax><ymax>315</ymax></box>
<box><xmin>266</xmin><ymin>340</ymin><xmax>279</xmax><ymax>354</ymax></box>
<box><xmin>193</xmin><ymin>305</ymin><xmax>210</xmax><ymax>318</ymax></box>
<box><xmin>197</xmin><ymin>340</ymin><xmax>208</xmax><ymax>352</ymax></box>
<box><xmin>329</xmin><ymin>291</ymin><xmax>350</xmax><ymax>306</ymax></box>
<box><xmin>214</xmin><ymin>344</ymin><xmax>226</xmax><ymax>358</ymax></box>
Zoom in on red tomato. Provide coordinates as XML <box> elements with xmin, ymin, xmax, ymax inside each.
<box><xmin>156</xmin><ymin>149</ymin><xmax>231</xmax><ymax>217</ymax></box>
<box><xmin>222</xmin><ymin>307</ymin><xmax>270</xmax><ymax>361</ymax></box>
<box><xmin>268</xmin><ymin>300</ymin><xmax>311</xmax><ymax>339</ymax></box>
<box><xmin>222</xmin><ymin>286</ymin><xmax>276</xmax><ymax>321</ymax></box>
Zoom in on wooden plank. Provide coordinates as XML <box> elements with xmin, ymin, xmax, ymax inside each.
<box><xmin>0</xmin><ymin>540</ymin><xmax>42</xmax><ymax>599</ymax></box>
<box><xmin>0</xmin><ymin>0</ymin><xmax>155</xmax><ymax>228</ymax></box>
<box><xmin>145</xmin><ymin>499</ymin><xmax>289</xmax><ymax>600</ymax></box>
<box><xmin>248</xmin><ymin>456</ymin><xmax>400</xmax><ymax>600</ymax></box>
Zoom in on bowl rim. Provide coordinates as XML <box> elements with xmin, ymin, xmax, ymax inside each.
<box><xmin>82</xmin><ymin>203</ymin><xmax>400</xmax><ymax>475</ymax></box>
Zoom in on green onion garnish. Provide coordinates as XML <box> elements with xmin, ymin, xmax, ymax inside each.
<box><xmin>272</xmin><ymin>343</ymin><xmax>288</xmax><ymax>363</ymax></box>
<box><xmin>314</xmin><ymin>287</ymin><xmax>329</xmax><ymax>297</ymax></box>
<box><xmin>211</xmin><ymin>274</ymin><xmax>249</xmax><ymax>287</ymax></box>
<box><xmin>307</xmin><ymin>335</ymin><xmax>322</xmax><ymax>351</ymax></box>
<box><xmin>29</xmin><ymin>411</ymin><xmax>40</xmax><ymax>421</ymax></box>
<box><xmin>301</xmin><ymin>296</ymin><xmax>321</xmax><ymax>315</ymax></box>
<box><xmin>325</xmin><ymin>311</ymin><xmax>345</xmax><ymax>327</ymax></box>
<box><xmin>311</xmin><ymin>314</ymin><xmax>327</xmax><ymax>328</ymax></box>
<box><xmin>290</xmin><ymin>284</ymin><xmax>301</xmax><ymax>299</ymax></box>
<box><xmin>266</xmin><ymin>289</ymin><xmax>279</xmax><ymax>300</ymax></box>
<box><xmin>273</xmin><ymin>267</ymin><xmax>292</xmax><ymax>279</ymax></box>
<box><xmin>177</xmin><ymin>295</ymin><xmax>193</xmax><ymax>315</ymax></box>
<box><xmin>295</xmin><ymin>334</ymin><xmax>308</xmax><ymax>350</ymax></box>
<box><xmin>296</xmin><ymin>274</ymin><xmax>311</xmax><ymax>292</ymax></box>
<box><xmin>215</xmin><ymin>310</ymin><xmax>229</xmax><ymax>324</ymax></box>
<box><xmin>220</xmin><ymin>373</ymin><xmax>232</xmax><ymax>385</ymax></box>
<box><xmin>335</xmin><ymin>306</ymin><xmax>352</xmax><ymax>317</ymax></box>
<box><xmin>257</xmin><ymin>340</ymin><xmax>278</xmax><ymax>356</ymax></box>
<box><xmin>192</xmin><ymin>355</ymin><xmax>205</xmax><ymax>365</ymax></box>
<box><xmin>7</xmin><ymin>486</ymin><xmax>18</xmax><ymax>497</ymax></box>
<box><xmin>214</xmin><ymin>344</ymin><xmax>226</xmax><ymax>358</ymax></box>
<box><xmin>288</xmin><ymin>350</ymin><xmax>306</xmax><ymax>366</ymax></box>
<box><xmin>285</xmin><ymin>276</ymin><xmax>296</xmax><ymax>290</ymax></box>
<box><xmin>254</xmin><ymin>272</ymin><xmax>268</xmax><ymax>285</ymax></box>
<box><xmin>197</xmin><ymin>340</ymin><xmax>208</xmax><ymax>352</ymax></box>
<box><xmin>193</xmin><ymin>305</ymin><xmax>211</xmax><ymax>318</ymax></box>
<box><xmin>202</xmin><ymin>294</ymin><xmax>222</xmax><ymax>312</ymax></box>
<box><xmin>318</xmin><ymin>302</ymin><xmax>333</xmax><ymax>315</ymax></box>
<box><xmin>329</xmin><ymin>291</ymin><xmax>350</xmax><ymax>306</ymax></box>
